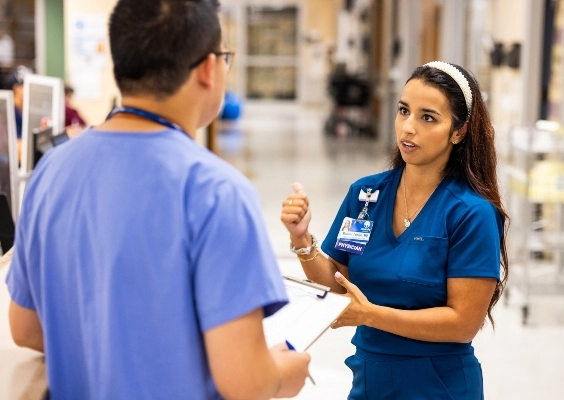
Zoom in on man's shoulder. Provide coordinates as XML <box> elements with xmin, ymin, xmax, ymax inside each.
<box><xmin>191</xmin><ymin>153</ymin><xmax>257</xmax><ymax>199</ymax></box>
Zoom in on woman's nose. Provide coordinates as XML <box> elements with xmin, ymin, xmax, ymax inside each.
<box><xmin>400</xmin><ymin>115</ymin><xmax>416</xmax><ymax>135</ymax></box>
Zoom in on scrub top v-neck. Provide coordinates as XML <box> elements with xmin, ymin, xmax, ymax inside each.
<box><xmin>384</xmin><ymin>167</ymin><xmax>447</xmax><ymax>245</ymax></box>
<box><xmin>321</xmin><ymin>167</ymin><xmax>502</xmax><ymax>357</ymax></box>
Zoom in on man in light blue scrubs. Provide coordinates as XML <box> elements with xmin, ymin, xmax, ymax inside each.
<box><xmin>6</xmin><ymin>1</ymin><xmax>310</xmax><ymax>399</ymax></box>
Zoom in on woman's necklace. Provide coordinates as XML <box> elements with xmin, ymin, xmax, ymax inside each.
<box><xmin>402</xmin><ymin>172</ymin><xmax>445</xmax><ymax>228</ymax></box>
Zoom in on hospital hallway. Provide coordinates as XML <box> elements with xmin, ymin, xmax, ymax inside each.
<box><xmin>216</xmin><ymin>104</ymin><xmax>564</xmax><ymax>400</ymax></box>
<box><xmin>0</xmin><ymin>105</ymin><xmax>564</xmax><ymax>399</ymax></box>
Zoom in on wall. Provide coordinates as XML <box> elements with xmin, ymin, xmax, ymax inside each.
<box><xmin>304</xmin><ymin>0</ymin><xmax>340</xmax><ymax>45</ymax></box>
<box><xmin>63</xmin><ymin>0</ymin><xmax>118</xmax><ymax>126</ymax></box>
<box><xmin>303</xmin><ymin>0</ymin><xmax>341</xmax><ymax>103</ymax></box>
<box><xmin>486</xmin><ymin>0</ymin><xmax>526</xmax><ymax>129</ymax></box>
<box><xmin>1</xmin><ymin>0</ymin><xmax>35</xmax><ymax>69</ymax></box>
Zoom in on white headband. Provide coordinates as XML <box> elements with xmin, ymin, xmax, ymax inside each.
<box><xmin>424</xmin><ymin>61</ymin><xmax>472</xmax><ymax>120</ymax></box>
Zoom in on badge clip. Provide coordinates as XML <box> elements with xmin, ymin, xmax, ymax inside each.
<box><xmin>357</xmin><ymin>188</ymin><xmax>373</xmax><ymax>220</ymax></box>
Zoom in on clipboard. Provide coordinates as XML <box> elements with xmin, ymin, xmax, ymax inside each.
<box><xmin>263</xmin><ymin>276</ymin><xmax>351</xmax><ymax>352</ymax></box>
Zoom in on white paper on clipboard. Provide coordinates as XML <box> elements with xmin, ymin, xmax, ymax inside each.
<box><xmin>263</xmin><ymin>276</ymin><xmax>351</xmax><ymax>352</ymax></box>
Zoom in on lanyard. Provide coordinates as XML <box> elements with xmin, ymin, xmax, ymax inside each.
<box><xmin>106</xmin><ymin>106</ymin><xmax>189</xmax><ymax>136</ymax></box>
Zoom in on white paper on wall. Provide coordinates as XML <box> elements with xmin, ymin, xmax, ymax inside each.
<box><xmin>69</xmin><ymin>14</ymin><xmax>108</xmax><ymax>100</ymax></box>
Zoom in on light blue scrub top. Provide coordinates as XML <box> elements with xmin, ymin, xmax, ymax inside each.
<box><xmin>321</xmin><ymin>167</ymin><xmax>502</xmax><ymax>357</ymax></box>
<box><xmin>7</xmin><ymin>128</ymin><xmax>288</xmax><ymax>400</ymax></box>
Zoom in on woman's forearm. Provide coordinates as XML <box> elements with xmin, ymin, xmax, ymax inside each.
<box><xmin>290</xmin><ymin>233</ymin><xmax>347</xmax><ymax>294</ymax></box>
<box><xmin>361</xmin><ymin>303</ymin><xmax>479</xmax><ymax>343</ymax></box>
<box><xmin>333</xmin><ymin>274</ymin><xmax>495</xmax><ymax>343</ymax></box>
<box><xmin>299</xmin><ymin>251</ymin><xmax>345</xmax><ymax>294</ymax></box>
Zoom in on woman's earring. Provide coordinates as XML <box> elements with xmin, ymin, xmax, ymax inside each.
<box><xmin>451</xmin><ymin>139</ymin><xmax>459</xmax><ymax>145</ymax></box>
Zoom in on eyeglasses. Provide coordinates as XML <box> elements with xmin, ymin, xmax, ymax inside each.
<box><xmin>213</xmin><ymin>51</ymin><xmax>235</xmax><ymax>70</ymax></box>
<box><xmin>188</xmin><ymin>50</ymin><xmax>235</xmax><ymax>70</ymax></box>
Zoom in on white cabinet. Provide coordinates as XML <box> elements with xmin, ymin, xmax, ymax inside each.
<box><xmin>221</xmin><ymin>3</ymin><xmax>302</xmax><ymax>102</ymax></box>
<box><xmin>504</xmin><ymin>122</ymin><xmax>564</xmax><ymax>324</ymax></box>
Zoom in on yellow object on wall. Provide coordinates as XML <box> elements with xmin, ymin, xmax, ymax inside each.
<box><xmin>528</xmin><ymin>160</ymin><xmax>564</xmax><ymax>203</ymax></box>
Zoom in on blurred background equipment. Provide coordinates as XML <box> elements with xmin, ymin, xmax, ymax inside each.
<box><xmin>0</xmin><ymin>89</ymin><xmax>17</xmax><ymax>254</ymax></box>
<box><xmin>324</xmin><ymin>66</ymin><xmax>373</xmax><ymax>137</ymax></box>
<box><xmin>20</xmin><ymin>74</ymin><xmax>64</xmax><ymax>176</ymax></box>
<box><xmin>221</xmin><ymin>91</ymin><xmax>244</xmax><ymax>121</ymax></box>
<box><xmin>505</xmin><ymin>121</ymin><xmax>564</xmax><ymax>325</ymax></box>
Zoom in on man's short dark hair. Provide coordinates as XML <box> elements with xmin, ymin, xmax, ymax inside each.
<box><xmin>109</xmin><ymin>0</ymin><xmax>222</xmax><ymax>99</ymax></box>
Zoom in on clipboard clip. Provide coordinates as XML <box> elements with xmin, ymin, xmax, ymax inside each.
<box><xmin>283</xmin><ymin>276</ymin><xmax>331</xmax><ymax>299</ymax></box>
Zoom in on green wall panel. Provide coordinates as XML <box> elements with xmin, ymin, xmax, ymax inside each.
<box><xmin>45</xmin><ymin>0</ymin><xmax>65</xmax><ymax>79</ymax></box>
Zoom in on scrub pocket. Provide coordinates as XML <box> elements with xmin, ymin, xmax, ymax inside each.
<box><xmin>398</xmin><ymin>236</ymin><xmax>448</xmax><ymax>286</ymax></box>
<box><xmin>430</xmin><ymin>354</ymin><xmax>484</xmax><ymax>400</ymax></box>
<box><xmin>345</xmin><ymin>355</ymin><xmax>368</xmax><ymax>400</ymax></box>
<box><xmin>346</xmin><ymin>353</ymin><xmax>398</xmax><ymax>400</ymax></box>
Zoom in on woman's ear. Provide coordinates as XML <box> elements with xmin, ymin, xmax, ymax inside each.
<box><xmin>451</xmin><ymin>121</ymin><xmax>468</xmax><ymax>144</ymax></box>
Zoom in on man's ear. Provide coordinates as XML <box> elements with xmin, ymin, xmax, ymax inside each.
<box><xmin>195</xmin><ymin>53</ymin><xmax>217</xmax><ymax>89</ymax></box>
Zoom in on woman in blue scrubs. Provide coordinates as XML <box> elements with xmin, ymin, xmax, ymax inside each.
<box><xmin>281</xmin><ymin>61</ymin><xmax>509</xmax><ymax>399</ymax></box>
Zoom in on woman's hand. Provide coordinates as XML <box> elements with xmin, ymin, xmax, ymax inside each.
<box><xmin>281</xmin><ymin>182</ymin><xmax>312</xmax><ymax>239</ymax></box>
<box><xmin>331</xmin><ymin>272</ymin><xmax>372</xmax><ymax>329</ymax></box>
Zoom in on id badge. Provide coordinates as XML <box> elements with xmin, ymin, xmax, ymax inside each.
<box><xmin>334</xmin><ymin>217</ymin><xmax>374</xmax><ymax>255</ymax></box>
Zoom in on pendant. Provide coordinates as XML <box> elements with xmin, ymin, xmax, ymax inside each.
<box><xmin>404</xmin><ymin>218</ymin><xmax>411</xmax><ymax>228</ymax></box>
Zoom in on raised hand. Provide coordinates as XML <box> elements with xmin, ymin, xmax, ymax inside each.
<box><xmin>280</xmin><ymin>182</ymin><xmax>312</xmax><ymax>239</ymax></box>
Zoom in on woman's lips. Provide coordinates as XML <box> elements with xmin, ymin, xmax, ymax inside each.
<box><xmin>400</xmin><ymin>140</ymin><xmax>418</xmax><ymax>152</ymax></box>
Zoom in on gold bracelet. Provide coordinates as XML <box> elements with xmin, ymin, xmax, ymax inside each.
<box><xmin>298</xmin><ymin>248</ymin><xmax>320</xmax><ymax>262</ymax></box>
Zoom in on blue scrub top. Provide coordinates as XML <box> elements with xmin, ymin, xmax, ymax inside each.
<box><xmin>7</xmin><ymin>128</ymin><xmax>288</xmax><ymax>399</ymax></box>
<box><xmin>321</xmin><ymin>167</ymin><xmax>502</xmax><ymax>357</ymax></box>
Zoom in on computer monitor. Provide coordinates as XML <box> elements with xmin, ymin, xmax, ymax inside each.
<box><xmin>33</xmin><ymin>126</ymin><xmax>69</xmax><ymax>166</ymax></box>
<box><xmin>20</xmin><ymin>74</ymin><xmax>64</xmax><ymax>176</ymax></box>
<box><xmin>0</xmin><ymin>90</ymin><xmax>18</xmax><ymax>252</ymax></box>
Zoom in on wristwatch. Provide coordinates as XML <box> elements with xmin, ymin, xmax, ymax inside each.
<box><xmin>290</xmin><ymin>234</ymin><xmax>318</xmax><ymax>255</ymax></box>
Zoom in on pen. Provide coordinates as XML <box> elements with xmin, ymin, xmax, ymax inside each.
<box><xmin>285</xmin><ymin>340</ymin><xmax>316</xmax><ymax>386</ymax></box>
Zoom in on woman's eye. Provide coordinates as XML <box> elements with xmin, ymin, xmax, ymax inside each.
<box><xmin>398</xmin><ymin>106</ymin><xmax>408</xmax><ymax>115</ymax></box>
<box><xmin>422</xmin><ymin>114</ymin><xmax>435</xmax><ymax>122</ymax></box>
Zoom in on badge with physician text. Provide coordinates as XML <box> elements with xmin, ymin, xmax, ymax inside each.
<box><xmin>334</xmin><ymin>217</ymin><xmax>373</xmax><ymax>255</ymax></box>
